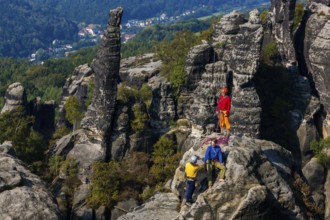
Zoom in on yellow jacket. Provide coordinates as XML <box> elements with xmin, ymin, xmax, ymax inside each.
<box><xmin>185</xmin><ymin>162</ymin><xmax>202</xmax><ymax>179</ymax></box>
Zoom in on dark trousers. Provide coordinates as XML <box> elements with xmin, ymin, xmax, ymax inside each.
<box><xmin>185</xmin><ymin>180</ymin><xmax>195</xmax><ymax>202</ymax></box>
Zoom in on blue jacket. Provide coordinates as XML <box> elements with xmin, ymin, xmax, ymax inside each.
<box><xmin>203</xmin><ymin>145</ymin><xmax>223</xmax><ymax>163</ymax></box>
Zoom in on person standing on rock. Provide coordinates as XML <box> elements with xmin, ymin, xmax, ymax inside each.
<box><xmin>185</xmin><ymin>155</ymin><xmax>203</xmax><ymax>206</ymax></box>
<box><xmin>203</xmin><ymin>139</ymin><xmax>226</xmax><ymax>188</ymax></box>
<box><xmin>216</xmin><ymin>87</ymin><xmax>231</xmax><ymax>136</ymax></box>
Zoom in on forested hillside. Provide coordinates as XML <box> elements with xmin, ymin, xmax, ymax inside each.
<box><xmin>0</xmin><ymin>0</ymin><xmax>78</xmax><ymax>57</ymax></box>
<box><xmin>36</xmin><ymin>0</ymin><xmax>268</xmax><ymax>24</ymax></box>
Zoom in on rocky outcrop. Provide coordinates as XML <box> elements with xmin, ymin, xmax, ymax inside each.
<box><xmin>57</xmin><ymin>64</ymin><xmax>94</xmax><ymax>128</ymax></box>
<box><xmin>1</xmin><ymin>82</ymin><xmax>27</xmax><ymax>114</ymax></box>
<box><xmin>52</xmin><ymin>8</ymin><xmax>123</xmax><ymax>218</ymax></box>
<box><xmin>29</xmin><ymin>98</ymin><xmax>56</xmax><ymax>140</ymax></box>
<box><xmin>302</xmin><ymin>2</ymin><xmax>330</xmax><ymax>137</ymax></box>
<box><xmin>173</xmin><ymin>134</ymin><xmax>317</xmax><ymax>219</ymax></box>
<box><xmin>149</xmin><ymin>75</ymin><xmax>176</xmax><ymax>127</ymax></box>
<box><xmin>0</xmin><ymin>142</ymin><xmax>61</xmax><ymax>219</ymax></box>
<box><xmin>117</xmin><ymin>193</ymin><xmax>179</xmax><ymax>220</ymax></box>
<box><xmin>184</xmin><ymin>10</ymin><xmax>263</xmax><ymax>137</ymax></box>
<box><xmin>302</xmin><ymin>157</ymin><xmax>325</xmax><ymax>211</ymax></box>
<box><xmin>121</xmin><ymin>132</ymin><xmax>320</xmax><ymax>219</ymax></box>
<box><xmin>120</xmin><ymin>53</ymin><xmax>161</xmax><ymax>88</ymax></box>
<box><xmin>269</xmin><ymin>0</ymin><xmax>297</xmax><ymax>66</ymax></box>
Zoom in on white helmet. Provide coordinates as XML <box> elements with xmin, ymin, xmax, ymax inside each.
<box><xmin>190</xmin><ymin>155</ymin><xmax>198</xmax><ymax>164</ymax></box>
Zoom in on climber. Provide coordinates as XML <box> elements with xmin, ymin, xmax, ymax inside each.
<box><xmin>203</xmin><ymin>139</ymin><xmax>226</xmax><ymax>188</ymax></box>
<box><xmin>185</xmin><ymin>155</ymin><xmax>203</xmax><ymax>206</ymax></box>
<box><xmin>216</xmin><ymin>87</ymin><xmax>231</xmax><ymax>136</ymax></box>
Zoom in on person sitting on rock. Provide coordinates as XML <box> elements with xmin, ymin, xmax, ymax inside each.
<box><xmin>203</xmin><ymin>139</ymin><xmax>226</xmax><ymax>188</ymax></box>
<box><xmin>185</xmin><ymin>155</ymin><xmax>203</xmax><ymax>206</ymax></box>
<box><xmin>216</xmin><ymin>87</ymin><xmax>231</xmax><ymax>136</ymax></box>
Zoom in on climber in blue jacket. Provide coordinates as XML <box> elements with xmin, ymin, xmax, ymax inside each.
<box><xmin>203</xmin><ymin>139</ymin><xmax>226</xmax><ymax>188</ymax></box>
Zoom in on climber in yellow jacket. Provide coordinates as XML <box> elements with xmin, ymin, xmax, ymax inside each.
<box><xmin>185</xmin><ymin>155</ymin><xmax>203</xmax><ymax>206</ymax></box>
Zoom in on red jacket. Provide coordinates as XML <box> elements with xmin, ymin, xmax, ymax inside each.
<box><xmin>216</xmin><ymin>95</ymin><xmax>231</xmax><ymax>114</ymax></box>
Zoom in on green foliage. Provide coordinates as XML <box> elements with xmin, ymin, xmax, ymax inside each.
<box><xmin>64</xmin><ymin>96</ymin><xmax>83</xmax><ymax>128</ymax></box>
<box><xmin>0</xmin><ymin>47</ymin><xmax>97</xmax><ymax>107</ymax></box>
<box><xmin>293</xmin><ymin>3</ymin><xmax>305</xmax><ymax>31</ymax></box>
<box><xmin>139</xmin><ymin>83</ymin><xmax>153</xmax><ymax>108</ymax></box>
<box><xmin>117</xmin><ymin>83</ymin><xmax>137</xmax><ymax>103</ymax></box>
<box><xmin>0</xmin><ymin>0</ymin><xmax>78</xmax><ymax>57</ymax></box>
<box><xmin>131</xmin><ymin>104</ymin><xmax>149</xmax><ymax>132</ymax></box>
<box><xmin>35</xmin><ymin>0</ymin><xmax>268</xmax><ymax>25</ymax></box>
<box><xmin>150</xmin><ymin>136</ymin><xmax>182</xmax><ymax>183</ymax></box>
<box><xmin>86</xmin><ymin>82</ymin><xmax>95</xmax><ymax>107</ymax></box>
<box><xmin>48</xmin><ymin>125</ymin><xmax>71</xmax><ymax>147</ymax></box>
<box><xmin>48</xmin><ymin>155</ymin><xmax>65</xmax><ymax>177</ymax></box>
<box><xmin>122</xmin><ymin>19</ymin><xmax>211</xmax><ymax>58</ymax></box>
<box><xmin>260</xmin><ymin>10</ymin><xmax>268</xmax><ymax>25</ymax></box>
<box><xmin>88</xmin><ymin>152</ymin><xmax>151</xmax><ymax>209</ymax></box>
<box><xmin>156</xmin><ymin>30</ymin><xmax>196</xmax><ymax>91</ymax></box>
<box><xmin>310</xmin><ymin>138</ymin><xmax>330</xmax><ymax>168</ymax></box>
<box><xmin>0</xmin><ymin>107</ymin><xmax>46</xmax><ymax>164</ymax></box>
<box><xmin>117</xmin><ymin>83</ymin><xmax>153</xmax><ymax>108</ymax></box>
<box><xmin>261</xmin><ymin>41</ymin><xmax>280</xmax><ymax>65</ymax></box>
<box><xmin>48</xmin><ymin>156</ymin><xmax>81</xmax><ymax>202</ymax></box>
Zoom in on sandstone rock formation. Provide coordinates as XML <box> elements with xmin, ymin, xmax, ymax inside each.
<box><xmin>303</xmin><ymin>2</ymin><xmax>330</xmax><ymax>137</ymax></box>
<box><xmin>117</xmin><ymin>193</ymin><xmax>179</xmax><ymax>220</ymax></box>
<box><xmin>302</xmin><ymin>157</ymin><xmax>325</xmax><ymax>211</ymax></box>
<box><xmin>57</xmin><ymin>64</ymin><xmax>94</xmax><ymax>128</ymax></box>
<box><xmin>52</xmin><ymin>8</ymin><xmax>123</xmax><ymax>218</ymax></box>
<box><xmin>1</xmin><ymin>82</ymin><xmax>27</xmax><ymax>114</ymax></box>
<box><xmin>184</xmin><ymin>10</ymin><xmax>263</xmax><ymax>137</ymax></box>
<box><xmin>0</xmin><ymin>142</ymin><xmax>61</xmax><ymax>219</ymax></box>
<box><xmin>269</xmin><ymin>0</ymin><xmax>297</xmax><ymax>66</ymax></box>
<box><xmin>120</xmin><ymin>53</ymin><xmax>161</xmax><ymax>88</ymax></box>
<box><xmin>120</xmin><ymin>131</ymin><xmax>320</xmax><ymax>219</ymax></box>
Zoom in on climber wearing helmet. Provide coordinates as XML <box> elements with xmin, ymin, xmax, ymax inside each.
<box><xmin>185</xmin><ymin>155</ymin><xmax>203</xmax><ymax>206</ymax></box>
<box><xmin>203</xmin><ymin>139</ymin><xmax>226</xmax><ymax>188</ymax></box>
<box><xmin>216</xmin><ymin>87</ymin><xmax>231</xmax><ymax>136</ymax></box>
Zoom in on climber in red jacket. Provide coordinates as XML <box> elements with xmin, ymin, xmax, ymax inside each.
<box><xmin>216</xmin><ymin>87</ymin><xmax>231</xmax><ymax>136</ymax></box>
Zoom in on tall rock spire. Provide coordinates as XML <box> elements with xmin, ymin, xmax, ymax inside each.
<box><xmin>82</xmin><ymin>7</ymin><xmax>123</xmax><ymax>135</ymax></box>
<box><xmin>53</xmin><ymin>8</ymin><xmax>123</xmax><ymax>218</ymax></box>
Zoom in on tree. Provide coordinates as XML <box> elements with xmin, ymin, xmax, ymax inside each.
<box><xmin>0</xmin><ymin>107</ymin><xmax>46</xmax><ymax>164</ymax></box>
<box><xmin>65</xmin><ymin>96</ymin><xmax>83</xmax><ymax>130</ymax></box>
<box><xmin>150</xmin><ymin>136</ymin><xmax>181</xmax><ymax>183</ymax></box>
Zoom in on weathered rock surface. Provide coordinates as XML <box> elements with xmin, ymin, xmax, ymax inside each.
<box><xmin>149</xmin><ymin>75</ymin><xmax>176</xmax><ymax>127</ymax></box>
<box><xmin>121</xmin><ymin>131</ymin><xmax>319</xmax><ymax>219</ymax></box>
<box><xmin>57</xmin><ymin>64</ymin><xmax>94</xmax><ymax>128</ymax></box>
<box><xmin>302</xmin><ymin>157</ymin><xmax>325</xmax><ymax>210</ymax></box>
<box><xmin>117</xmin><ymin>193</ymin><xmax>179</xmax><ymax>220</ymax></box>
<box><xmin>0</xmin><ymin>142</ymin><xmax>61</xmax><ymax>219</ymax></box>
<box><xmin>1</xmin><ymin>82</ymin><xmax>27</xmax><ymax>114</ymax></box>
<box><xmin>269</xmin><ymin>0</ymin><xmax>297</xmax><ymax>65</ymax></box>
<box><xmin>52</xmin><ymin>8</ymin><xmax>123</xmax><ymax>219</ymax></box>
<box><xmin>303</xmin><ymin>3</ymin><xmax>330</xmax><ymax>137</ymax></box>
<box><xmin>172</xmin><ymin>133</ymin><xmax>314</xmax><ymax>219</ymax></box>
<box><xmin>184</xmin><ymin>10</ymin><xmax>263</xmax><ymax>137</ymax></box>
<box><xmin>120</xmin><ymin>53</ymin><xmax>161</xmax><ymax>88</ymax></box>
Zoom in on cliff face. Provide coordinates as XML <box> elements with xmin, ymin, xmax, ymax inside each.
<box><xmin>269</xmin><ymin>0</ymin><xmax>297</xmax><ymax>66</ymax></box>
<box><xmin>120</xmin><ymin>132</ymin><xmax>320</xmax><ymax>219</ymax></box>
<box><xmin>0</xmin><ymin>142</ymin><xmax>61</xmax><ymax>219</ymax></box>
<box><xmin>184</xmin><ymin>10</ymin><xmax>263</xmax><ymax>137</ymax></box>
<box><xmin>52</xmin><ymin>8</ymin><xmax>123</xmax><ymax>218</ymax></box>
<box><xmin>304</xmin><ymin>2</ymin><xmax>330</xmax><ymax>137</ymax></box>
<box><xmin>57</xmin><ymin>64</ymin><xmax>94</xmax><ymax>128</ymax></box>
